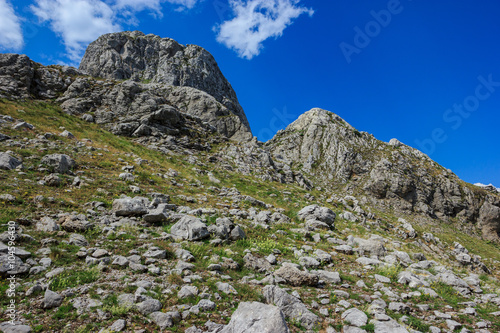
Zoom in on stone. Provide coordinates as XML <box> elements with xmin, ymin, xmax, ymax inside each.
<box><xmin>143</xmin><ymin>203</ymin><xmax>171</xmax><ymax>223</ymax></box>
<box><xmin>263</xmin><ymin>285</ymin><xmax>319</xmax><ymax>329</ymax></box>
<box><xmin>108</xmin><ymin>319</ymin><xmax>126</xmax><ymax>332</ymax></box>
<box><xmin>446</xmin><ymin>320</ymin><xmax>462</xmax><ymax>331</ymax></box>
<box><xmin>243</xmin><ymin>253</ymin><xmax>272</xmax><ymax>273</ymax></box>
<box><xmin>112</xmin><ymin>196</ymin><xmax>149</xmax><ymax>216</ymax></box>
<box><xmin>43</xmin><ymin>173</ymin><xmax>62</xmax><ymax>187</ymax></box>
<box><xmin>175</xmin><ymin>249</ymin><xmax>195</xmax><ymax>262</ymax></box>
<box><xmin>35</xmin><ymin>217</ymin><xmax>60</xmax><ymax>232</ymax></box>
<box><xmin>0</xmin><ymin>322</ymin><xmax>33</xmax><ymax>333</ymax></box>
<box><xmin>170</xmin><ymin>216</ymin><xmax>209</xmax><ymax>241</ymax></box>
<box><xmin>374</xmin><ymin>274</ymin><xmax>391</xmax><ymax>283</ymax></box>
<box><xmin>112</xmin><ymin>256</ymin><xmax>129</xmax><ymax>267</ymax></box>
<box><xmin>136</xmin><ymin>299</ymin><xmax>162</xmax><ymax>315</ymax></box>
<box><xmin>220</xmin><ymin>301</ymin><xmax>289</xmax><ymax>333</ymax></box>
<box><xmin>59</xmin><ymin>215</ymin><xmax>93</xmax><ymax>232</ymax></box>
<box><xmin>274</xmin><ymin>265</ymin><xmax>319</xmax><ymax>286</ymax></box>
<box><xmin>229</xmin><ymin>225</ymin><xmax>246</xmax><ymax>241</ymax></box>
<box><xmin>197</xmin><ymin>299</ymin><xmax>216</xmax><ymax>311</ymax></box>
<box><xmin>72</xmin><ymin>297</ymin><xmax>103</xmax><ymax>314</ymax></box>
<box><xmin>178</xmin><ymin>285</ymin><xmax>198</xmax><ymax>299</ymax></box>
<box><xmin>297</xmin><ymin>205</ymin><xmax>336</xmax><ymax>227</ymax></box>
<box><xmin>310</xmin><ymin>270</ymin><xmax>341</xmax><ymax>284</ymax></box>
<box><xmin>150</xmin><ymin>311</ymin><xmax>180</xmax><ymax>330</ymax></box>
<box><xmin>352</xmin><ymin>236</ymin><xmax>386</xmax><ymax>257</ymax></box>
<box><xmin>60</xmin><ymin>130</ymin><xmax>75</xmax><ymax>138</ymax></box>
<box><xmin>40</xmin><ymin>154</ymin><xmax>76</xmax><ymax>174</ymax></box>
<box><xmin>0</xmin><ymin>152</ymin><xmax>21</xmax><ymax>170</ymax></box>
<box><xmin>43</xmin><ymin>289</ymin><xmax>63</xmax><ymax>309</ymax></box>
<box><xmin>341</xmin><ymin>308</ymin><xmax>368</xmax><ymax>327</ymax></box>
<box><xmin>372</xmin><ymin>319</ymin><xmax>410</xmax><ymax>333</ymax></box>
<box><xmin>69</xmin><ymin>234</ymin><xmax>88</xmax><ymax>246</ymax></box>
<box><xmin>119</xmin><ymin>173</ymin><xmax>135</xmax><ymax>182</ymax></box>
<box><xmin>216</xmin><ymin>282</ymin><xmax>238</xmax><ymax>294</ymax></box>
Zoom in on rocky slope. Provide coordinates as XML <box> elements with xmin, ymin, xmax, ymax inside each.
<box><xmin>1</xmin><ymin>99</ymin><xmax>500</xmax><ymax>333</ymax></box>
<box><xmin>266</xmin><ymin>108</ymin><xmax>500</xmax><ymax>241</ymax></box>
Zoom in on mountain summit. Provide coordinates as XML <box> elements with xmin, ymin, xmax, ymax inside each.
<box><xmin>267</xmin><ymin>108</ymin><xmax>500</xmax><ymax>241</ymax></box>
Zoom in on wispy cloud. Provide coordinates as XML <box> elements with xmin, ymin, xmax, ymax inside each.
<box><xmin>215</xmin><ymin>0</ymin><xmax>313</xmax><ymax>59</ymax></box>
<box><xmin>31</xmin><ymin>0</ymin><xmax>203</xmax><ymax>65</ymax></box>
<box><xmin>31</xmin><ymin>0</ymin><xmax>120</xmax><ymax>64</ymax></box>
<box><xmin>0</xmin><ymin>0</ymin><xmax>24</xmax><ymax>51</ymax></box>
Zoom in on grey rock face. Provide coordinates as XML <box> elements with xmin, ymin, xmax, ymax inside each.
<box><xmin>0</xmin><ymin>152</ymin><xmax>21</xmax><ymax>170</ymax></box>
<box><xmin>0</xmin><ymin>53</ymin><xmax>76</xmax><ymax>99</ymax></box>
<box><xmin>40</xmin><ymin>154</ymin><xmax>75</xmax><ymax>174</ymax></box>
<box><xmin>77</xmin><ymin>31</ymin><xmax>251</xmax><ymax>141</ymax></box>
<box><xmin>0</xmin><ymin>54</ymin><xmax>35</xmax><ymax>98</ymax></box>
<box><xmin>220</xmin><ymin>301</ymin><xmax>290</xmax><ymax>333</ymax></box>
<box><xmin>170</xmin><ymin>215</ymin><xmax>209</xmax><ymax>241</ymax></box>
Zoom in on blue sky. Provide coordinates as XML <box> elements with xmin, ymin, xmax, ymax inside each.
<box><xmin>1</xmin><ymin>0</ymin><xmax>499</xmax><ymax>188</ymax></box>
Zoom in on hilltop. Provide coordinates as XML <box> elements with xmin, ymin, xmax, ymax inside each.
<box><xmin>0</xmin><ymin>31</ymin><xmax>500</xmax><ymax>333</ymax></box>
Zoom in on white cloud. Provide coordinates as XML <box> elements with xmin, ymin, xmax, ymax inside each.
<box><xmin>165</xmin><ymin>0</ymin><xmax>201</xmax><ymax>10</ymax></box>
<box><xmin>31</xmin><ymin>0</ymin><xmax>121</xmax><ymax>63</ymax></box>
<box><xmin>215</xmin><ymin>0</ymin><xmax>313</xmax><ymax>59</ymax></box>
<box><xmin>31</xmin><ymin>0</ymin><xmax>203</xmax><ymax>64</ymax></box>
<box><xmin>0</xmin><ymin>0</ymin><xmax>24</xmax><ymax>51</ymax></box>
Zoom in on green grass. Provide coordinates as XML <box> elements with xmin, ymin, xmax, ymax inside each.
<box><xmin>405</xmin><ymin>315</ymin><xmax>430</xmax><ymax>332</ymax></box>
<box><xmin>49</xmin><ymin>267</ymin><xmax>100</xmax><ymax>291</ymax></box>
<box><xmin>53</xmin><ymin>304</ymin><xmax>76</xmax><ymax>320</ymax></box>
<box><xmin>432</xmin><ymin>282</ymin><xmax>466</xmax><ymax>307</ymax></box>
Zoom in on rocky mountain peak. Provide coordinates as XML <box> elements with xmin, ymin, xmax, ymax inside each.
<box><xmin>287</xmin><ymin>108</ymin><xmax>353</xmax><ymax>131</ymax></box>
<box><xmin>79</xmin><ymin>31</ymin><xmax>247</xmax><ymax>124</ymax></box>
<box><xmin>268</xmin><ymin>107</ymin><xmax>500</xmax><ymax>240</ymax></box>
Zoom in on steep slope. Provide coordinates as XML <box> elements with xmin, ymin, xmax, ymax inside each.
<box><xmin>267</xmin><ymin>108</ymin><xmax>500</xmax><ymax>240</ymax></box>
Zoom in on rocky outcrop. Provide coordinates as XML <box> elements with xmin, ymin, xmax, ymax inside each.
<box><xmin>267</xmin><ymin>108</ymin><xmax>500</xmax><ymax>239</ymax></box>
<box><xmin>0</xmin><ymin>53</ymin><xmax>79</xmax><ymax>99</ymax></box>
<box><xmin>78</xmin><ymin>31</ymin><xmax>251</xmax><ymax>141</ymax></box>
<box><xmin>0</xmin><ymin>31</ymin><xmax>252</xmax><ymax>142</ymax></box>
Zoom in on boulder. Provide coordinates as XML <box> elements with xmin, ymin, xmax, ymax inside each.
<box><xmin>43</xmin><ymin>289</ymin><xmax>63</xmax><ymax>309</ymax></box>
<box><xmin>0</xmin><ymin>152</ymin><xmax>21</xmax><ymax>170</ymax></box>
<box><xmin>297</xmin><ymin>205</ymin><xmax>336</xmax><ymax>227</ymax></box>
<box><xmin>220</xmin><ymin>301</ymin><xmax>289</xmax><ymax>333</ymax></box>
<box><xmin>170</xmin><ymin>216</ymin><xmax>209</xmax><ymax>241</ymax></box>
<box><xmin>40</xmin><ymin>154</ymin><xmax>76</xmax><ymax>174</ymax></box>
<box><xmin>35</xmin><ymin>217</ymin><xmax>60</xmax><ymax>232</ymax></box>
<box><xmin>274</xmin><ymin>265</ymin><xmax>318</xmax><ymax>286</ymax></box>
<box><xmin>112</xmin><ymin>196</ymin><xmax>149</xmax><ymax>216</ymax></box>
<box><xmin>263</xmin><ymin>285</ymin><xmax>320</xmax><ymax>329</ymax></box>
<box><xmin>341</xmin><ymin>308</ymin><xmax>368</xmax><ymax>327</ymax></box>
